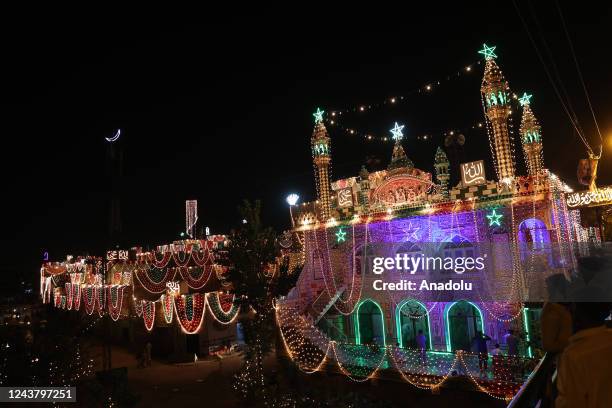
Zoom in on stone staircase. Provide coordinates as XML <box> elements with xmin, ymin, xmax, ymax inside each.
<box><xmin>310</xmin><ymin>285</ymin><xmax>346</xmax><ymax>324</ymax></box>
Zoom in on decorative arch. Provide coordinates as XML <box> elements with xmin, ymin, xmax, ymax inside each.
<box><xmin>354</xmin><ymin>299</ymin><xmax>386</xmax><ymax>346</ymax></box>
<box><xmin>444</xmin><ymin>300</ymin><xmax>484</xmax><ymax>352</ymax></box>
<box><xmin>518</xmin><ymin>218</ymin><xmax>550</xmax><ymax>246</ymax></box>
<box><xmin>395</xmin><ymin>299</ymin><xmax>432</xmax><ymax>349</ymax></box>
<box><xmin>518</xmin><ymin>218</ymin><xmax>551</xmax><ymax>263</ymax></box>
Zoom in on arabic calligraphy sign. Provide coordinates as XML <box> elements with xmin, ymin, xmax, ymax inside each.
<box><xmin>461</xmin><ymin>160</ymin><xmax>486</xmax><ymax>187</ymax></box>
<box><xmin>337</xmin><ymin>187</ymin><xmax>354</xmax><ymax>208</ymax></box>
<box><xmin>566</xmin><ymin>186</ymin><xmax>612</xmax><ymax>209</ymax></box>
<box><xmin>106</xmin><ymin>250</ymin><xmax>129</xmax><ymax>261</ymax></box>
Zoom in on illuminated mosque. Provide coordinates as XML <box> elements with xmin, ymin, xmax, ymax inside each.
<box><xmin>276</xmin><ymin>44</ymin><xmax>595</xmax><ymax>396</ymax></box>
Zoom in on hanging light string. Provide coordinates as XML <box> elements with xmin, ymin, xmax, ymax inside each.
<box><xmin>326</xmin><ymin>116</ymin><xmax>488</xmax><ymax>143</ymax></box>
<box><xmin>327</xmin><ymin>59</ymin><xmax>482</xmax><ymax>117</ymax></box>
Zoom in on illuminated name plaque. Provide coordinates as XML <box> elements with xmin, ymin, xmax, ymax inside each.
<box><xmin>337</xmin><ymin>187</ymin><xmax>354</xmax><ymax>208</ymax></box>
<box><xmin>566</xmin><ymin>186</ymin><xmax>612</xmax><ymax>208</ymax></box>
<box><xmin>460</xmin><ymin>160</ymin><xmax>486</xmax><ymax>187</ymax></box>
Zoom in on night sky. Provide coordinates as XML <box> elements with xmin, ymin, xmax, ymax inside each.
<box><xmin>2</xmin><ymin>3</ymin><xmax>611</xmax><ymax>293</ymax></box>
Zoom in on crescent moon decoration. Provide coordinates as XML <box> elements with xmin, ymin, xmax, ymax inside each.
<box><xmin>105</xmin><ymin>129</ymin><xmax>121</xmax><ymax>143</ymax></box>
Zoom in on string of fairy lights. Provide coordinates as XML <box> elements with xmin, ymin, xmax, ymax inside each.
<box><xmin>51</xmin><ymin>278</ymin><xmax>241</xmax><ymax>333</ymax></box>
<box><xmin>275</xmin><ymin>304</ymin><xmax>530</xmax><ymax>400</ymax></box>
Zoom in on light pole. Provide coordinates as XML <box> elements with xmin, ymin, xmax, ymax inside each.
<box><xmin>286</xmin><ymin>194</ymin><xmax>299</xmax><ymax>228</ymax></box>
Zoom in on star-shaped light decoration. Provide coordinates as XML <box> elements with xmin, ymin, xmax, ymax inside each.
<box><xmin>402</xmin><ymin>221</ymin><xmax>420</xmax><ymax>241</ymax></box>
<box><xmin>335</xmin><ymin>227</ymin><xmax>347</xmax><ymax>243</ymax></box>
<box><xmin>486</xmin><ymin>209</ymin><xmax>503</xmax><ymax>227</ymax></box>
<box><xmin>518</xmin><ymin>92</ymin><xmax>533</xmax><ymax>106</ymax></box>
<box><xmin>313</xmin><ymin>108</ymin><xmax>325</xmax><ymax>124</ymax></box>
<box><xmin>390</xmin><ymin>122</ymin><xmax>405</xmax><ymax>142</ymax></box>
<box><xmin>478</xmin><ymin>43</ymin><xmax>497</xmax><ymax>60</ymax></box>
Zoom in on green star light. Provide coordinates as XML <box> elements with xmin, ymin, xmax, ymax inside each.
<box><xmin>478</xmin><ymin>43</ymin><xmax>497</xmax><ymax>60</ymax></box>
<box><xmin>519</xmin><ymin>92</ymin><xmax>533</xmax><ymax>106</ymax></box>
<box><xmin>313</xmin><ymin>107</ymin><xmax>325</xmax><ymax>123</ymax></box>
<box><xmin>335</xmin><ymin>227</ymin><xmax>347</xmax><ymax>243</ymax></box>
<box><xmin>486</xmin><ymin>209</ymin><xmax>503</xmax><ymax>227</ymax></box>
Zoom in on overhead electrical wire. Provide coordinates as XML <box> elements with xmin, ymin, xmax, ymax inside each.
<box><xmin>555</xmin><ymin>0</ymin><xmax>603</xmax><ymax>145</ymax></box>
<box><xmin>512</xmin><ymin>0</ymin><xmax>595</xmax><ymax>156</ymax></box>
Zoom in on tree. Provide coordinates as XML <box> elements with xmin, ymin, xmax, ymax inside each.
<box><xmin>224</xmin><ymin>200</ymin><xmax>301</xmax><ymax>405</ymax></box>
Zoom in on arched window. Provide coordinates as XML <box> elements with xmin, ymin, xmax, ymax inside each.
<box><xmin>444</xmin><ymin>301</ymin><xmax>484</xmax><ymax>352</ymax></box>
<box><xmin>518</xmin><ymin>218</ymin><xmax>551</xmax><ymax>262</ymax></box>
<box><xmin>396</xmin><ymin>242</ymin><xmax>424</xmax><ymax>275</ymax></box>
<box><xmin>518</xmin><ymin>218</ymin><xmax>550</xmax><ymax>248</ymax></box>
<box><xmin>395</xmin><ymin>299</ymin><xmax>431</xmax><ymax>349</ymax></box>
<box><xmin>441</xmin><ymin>236</ymin><xmax>474</xmax><ymax>275</ymax></box>
<box><xmin>354</xmin><ymin>299</ymin><xmax>385</xmax><ymax>346</ymax></box>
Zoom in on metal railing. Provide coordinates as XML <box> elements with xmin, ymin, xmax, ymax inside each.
<box><xmin>506</xmin><ymin>353</ymin><xmax>554</xmax><ymax>408</ymax></box>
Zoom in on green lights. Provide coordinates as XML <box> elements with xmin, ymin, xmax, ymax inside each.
<box><xmin>486</xmin><ymin>209</ymin><xmax>503</xmax><ymax>227</ymax></box>
<box><xmin>335</xmin><ymin>227</ymin><xmax>347</xmax><ymax>243</ymax></box>
<box><xmin>486</xmin><ymin>91</ymin><xmax>508</xmax><ymax>107</ymax></box>
<box><xmin>519</xmin><ymin>92</ymin><xmax>533</xmax><ymax>106</ymax></box>
<box><xmin>395</xmin><ymin>299</ymin><xmax>433</xmax><ymax>350</ymax></box>
<box><xmin>354</xmin><ymin>299</ymin><xmax>386</xmax><ymax>346</ymax></box>
<box><xmin>523</xmin><ymin>308</ymin><xmax>533</xmax><ymax>358</ymax></box>
<box><xmin>445</xmin><ymin>301</ymin><xmax>485</xmax><ymax>352</ymax></box>
<box><xmin>478</xmin><ymin>43</ymin><xmax>497</xmax><ymax>60</ymax></box>
<box><xmin>524</xmin><ymin>131</ymin><xmax>541</xmax><ymax>143</ymax></box>
<box><xmin>313</xmin><ymin>143</ymin><xmax>329</xmax><ymax>156</ymax></box>
<box><xmin>313</xmin><ymin>107</ymin><xmax>325</xmax><ymax>123</ymax></box>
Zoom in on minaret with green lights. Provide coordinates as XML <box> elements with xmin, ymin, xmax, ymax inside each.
<box><xmin>518</xmin><ymin>92</ymin><xmax>544</xmax><ymax>176</ymax></box>
<box><xmin>311</xmin><ymin>108</ymin><xmax>332</xmax><ymax>221</ymax></box>
<box><xmin>479</xmin><ymin>44</ymin><xmax>515</xmax><ymax>183</ymax></box>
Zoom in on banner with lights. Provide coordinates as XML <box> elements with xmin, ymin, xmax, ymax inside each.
<box><xmin>566</xmin><ymin>186</ymin><xmax>612</xmax><ymax>208</ymax></box>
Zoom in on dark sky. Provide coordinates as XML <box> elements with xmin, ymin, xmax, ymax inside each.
<box><xmin>1</xmin><ymin>3</ymin><xmax>611</xmax><ymax>292</ymax></box>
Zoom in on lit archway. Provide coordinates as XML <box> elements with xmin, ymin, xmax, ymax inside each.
<box><xmin>444</xmin><ymin>301</ymin><xmax>484</xmax><ymax>352</ymax></box>
<box><xmin>518</xmin><ymin>218</ymin><xmax>551</xmax><ymax>262</ymax></box>
<box><xmin>395</xmin><ymin>299</ymin><xmax>432</xmax><ymax>349</ymax></box>
<box><xmin>518</xmin><ymin>218</ymin><xmax>549</xmax><ymax>246</ymax></box>
<box><xmin>354</xmin><ymin>299</ymin><xmax>385</xmax><ymax>346</ymax></box>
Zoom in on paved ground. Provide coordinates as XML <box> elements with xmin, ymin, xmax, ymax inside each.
<box><xmin>91</xmin><ymin>345</ymin><xmax>245</xmax><ymax>407</ymax></box>
<box><xmin>87</xmin><ymin>345</ymin><xmax>505</xmax><ymax>408</ymax></box>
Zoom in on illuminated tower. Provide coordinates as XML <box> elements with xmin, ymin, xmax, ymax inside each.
<box><xmin>518</xmin><ymin>93</ymin><xmax>544</xmax><ymax>176</ymax></box>
<box><xmin>388</xmin><ymin>122</ymin><xmax>413</xmax><ymax>170</ymax></box>
<box><xmin>311</xmin><ymin>108</ymin><xmax>332</xmax><ymax>221</ymax></box>
<box><xmin>479</xmin><ymin>44</ymin><xmax>515</xmax><ymax>183</ymax></box>
<box><xmin>434</xmin><ymin>146</ymin><xmax>450</xmax><ymax>198</ymax></box>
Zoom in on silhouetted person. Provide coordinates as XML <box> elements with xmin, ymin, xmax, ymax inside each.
<box><xmin>503</xmin><ymin>329</ymin><xmax>519</xmax><ymax>356</ymax></box>
<box><xmin>472</xmin><ymin>331</ymin><xmax>491</xmax><ymax>376</ymax></box>
<box><xmin>144</xmin><ymin>341</ymin><xmax>152</xmax><ymax>367</ymax></box>
<box><xmin>556</xmin><ymin>301</ymin><xmax>612</xmax><ymax>408</ymax></box>
<box><xmin>416</xmin><ymin>329</ymin><xmax>427</xmax><ymax>364</ymax></box>
<box><xmin>541</xmin><ymin>302</ymin><xmax>572</xmax><ymax>353</ymax></box>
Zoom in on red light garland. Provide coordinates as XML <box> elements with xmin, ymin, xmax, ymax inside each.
<box><xmin>142</xmin><ymin>300</ymin><xmax>155</xmax><ymax>331</ymax></box>
<box><xmin>107</xmin><ymin>285</ymin><xmax>125</xmax><ymax>321</ymax></box>
<box><xmin>178</xmin><ymin>265</ymin><xmax>213</xmax><ymax>290</ymax></box>
<box><xmin>82</xmin><ymin>286</ymin><xmax>96</xmax><ymax>315</ymax></box>
<box><xmin>161</xmin><ymin>294</ymin><xmax>174</xmax><ymax>323</ymax></box>
<box><xmin>135</xmin><ymin>267</ymin><xmax>177</xmax><ymax>293</ymax></box>
<box><xmin>174</xmin><ymin>293</ymin><xmax>205</xmax><ymax>334</ymax></box>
